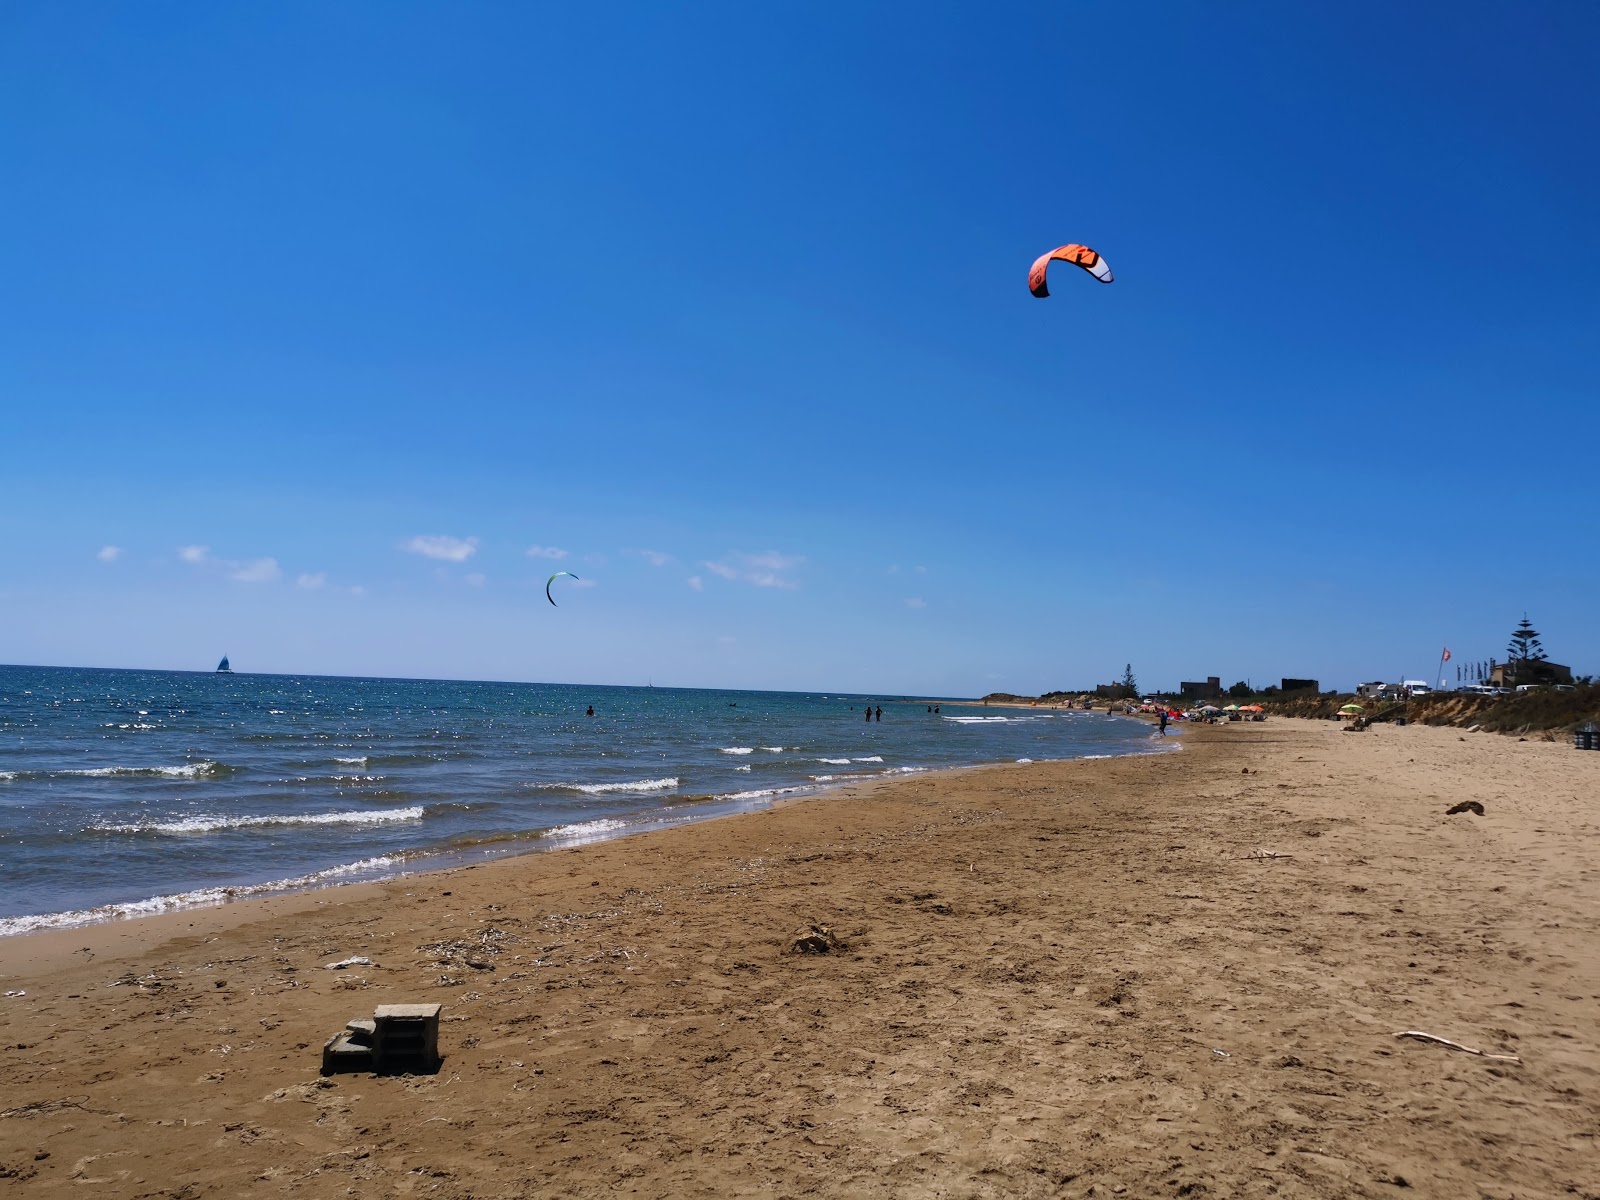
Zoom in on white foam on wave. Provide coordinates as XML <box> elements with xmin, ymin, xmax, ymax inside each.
<box><xmin>761</xmin><ymin>746</ymin><xmax>785</xmax><ymax>752</ymax></box>
<box><xmin>817</xmin><ymin>757</ymin><xmax>852</xmax><ymax>765</ymax></box>
<box><xmin>103</xmin><ymin>722</ymin><xmax>161</xmax><ymax>731</ymax></box>
<box><xmin>734</xmin><ymin>764</ymin><xmax>752</xmax><ymax>772</ymax></box>
<box><xmin>0</xmin><ymin>855</ymin><xmax>405</xmax><ymax>939</ymax></box>
<box><xmin>570</xmin><ymin>777</ymin><xmax>679</xmax><ymax>795</ymax></box>
<box><xmin>60</xmin><ymin>762</ymin><xmax>221</xmax><ymax>779</ymax></box>
<box><xmin>940</xmin><ymin>715</ymin><xmax>1010</xmax><ymax>724</ymax></box>
<box><xmin>335</xmin><ymin>756</ymin><xmax>369</xmax><ymax>766</ymax></box>
<box><xmin>883</xmin><ymin>766</ymin><xmax>928</xmax><ymax>775</ymax></box>
<box><xmin>0</xmin><ymin>771</ymin><xmax>15</xmax><ymax>782</ymax></box>
<box><xmin>853</xmin><ymin>756</ymin><xmax>884</xmax><ymax>763</ymax></box>
<box><xmin>95</xmin><ymin>807</ymin><xmax>425</xmax><ymax>835</ymax></box>
<box><xmin>722</xmin><ymin>786</ymin><xmax>805</xmax><ymax>802</ymax></box>
<box><xmin>542</xmin><ymin>818</ymin><xmax>629</xmax><ymax>843</ymax></box>
<box><xmin>719</xmin><ymin>747</ymin><xmax>754</xmax><ymax>755</ymax></box>
<box><xmin>1016</xmin><ymin>757</ymin><xmax>1034</xmax><ymax>764</ymax></box>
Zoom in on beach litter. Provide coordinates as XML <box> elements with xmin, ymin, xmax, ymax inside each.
<box><xmin>1244</xmin><ymin>850</ymin><xmax>1294</xmax><ymax>861</ymax></box>
<box><xmin>1394</xmin><ymin>1030</ymin><xmax>1521</xmax><ymax>1063</ymax></box>
<box><xmin>324</xmin><ymin>956</ymin><xmax>373</xmax><ymax>970</ymax></box>
<box><xmin>1445</xmin><ymin>801</ymin><xmax>1485</xmax><ymax>816</ymax></box>
<box><xmin>4</xmin><ymin>990</ymin><xmax>25</xmax><ymax>998</ymax></box>
<box><xmin>787</xmin><ymin>924</ymin><xmax>846</xmax><ymax>955</ymax></box>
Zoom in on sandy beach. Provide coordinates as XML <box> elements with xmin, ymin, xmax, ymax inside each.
<box><xmin>2</xmin><ymin>720</ymin><xmax>1597</xmax><ymax>1197</ymax></box>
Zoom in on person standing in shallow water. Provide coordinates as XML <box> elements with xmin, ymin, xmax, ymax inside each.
<box><xmin>865</xmin><ymin>705</ymin><xmax>871</xmax><ymax>723</ymax></box>
<box><xmin>875</xmin><ymin>706</ymin><xmax>882</xmax><ymax>722</ymax></box>
<box><xmin>586</xmin><ymin>706</ymin><xmax>594</xmax><ymax>717</ymax></box>
<box><xmin>1158</xmin><ymin>711</ymin><xmax>1168</xmax><ymax>735</ymax></box>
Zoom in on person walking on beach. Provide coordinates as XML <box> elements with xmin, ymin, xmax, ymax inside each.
<box><xmin>1158</xmin><ymin>711</ymin><xmax>1169</xmax><ymax>735</ymax></box>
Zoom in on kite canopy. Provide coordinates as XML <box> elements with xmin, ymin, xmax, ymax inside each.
<box><xmin>545</xmin><ymin>571</ymin><xmax>579</xmax><ymax>606</ymax></box>
<box><xmin>1029</xmin><ymin>243</ymin><xmax>1113</xmax><ymax>296</ymax></box>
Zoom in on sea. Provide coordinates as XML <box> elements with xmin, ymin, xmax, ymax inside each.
<box><xmin>0</xmin><ymin>665</ymin><xmax>1172</xmax><ymax>937</ymax></box>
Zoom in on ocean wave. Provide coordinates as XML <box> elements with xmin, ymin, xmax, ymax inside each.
<box><xmin>334</xmin><ymin>756</ymin><xmax>369</xmax><ymax>765</ymax></box>
<box><xmin>1016</xmin><ymin>757</ymin><xmax>1034</xmax><ymax>764</ymax></box>
<box><xmin>722</xmin><ymin>786</ymin><xmax>806</xmax><ymax>802</ymax></box>
<box><xmin>102</xmin><ymin>722</ymin><xmax>162</xmax><ymax>731</ymax></box>
<box><xmin>852</xmin><ymin>756</ymin><xmax>884</xmax><ymax>763</ymax></box>
<box><xmin>816</xmin><ymin>757</ymin><xmax>852</xmax><ymax>765</ymax></box>
<box><xmin>761</xmin><ymin>746</ymin><xmax>786</xmax><ymax>752</ymax></box>
<box><xmin>542</xmin><ymin>818</ymin><xmax>629</xmax><ymax>842</ymax></box>
<box><xmin>941</xmin><ymin>715</ymin><xmax>1013</xmax><ymax>724</ymax></box>
<box><xmin>58</xmin><ymin>761</ymin><xmax>226</xmax><ymax>780</ymax></box>
<box><xmin>734</xmin><ymin>764</ymin><xmax>752</xmax><ymax>772</ymax></box>
<box><xmin>93</xmin><ymin>807</ymin><xmax>425</xmax><ymax>835</ymax></box>
<box><xmin>719</xmin><ymin>747</ymin><xmax>754</xmax><ymax>755</ymax></box>
<box><xmin>561</xmin><ymin>777</ymin><xmax>679</xmax><ymax>796</ymax></box>
<box><xmin>0</xmin><ymin>855</ymin><xmax>406</xmax><ymax>939</ymax></box>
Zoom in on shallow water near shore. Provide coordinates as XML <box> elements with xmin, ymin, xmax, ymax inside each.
<box><xmin>0</xmin><ymin>665</ymin><xmax>1169</xmax><ymax>934</ymax></box>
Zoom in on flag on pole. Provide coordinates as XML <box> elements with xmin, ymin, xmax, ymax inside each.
<box><xmin>1441</xmin><ymin>647</ymin><xmax>1452</xmax><ymax>662</ymax></box>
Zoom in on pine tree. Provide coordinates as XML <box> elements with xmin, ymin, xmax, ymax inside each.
<box><xmin>1121</xmin><ymin>663</ymin><xmax>1138</xmax><ymax>696</ymax></box>
<box><xmin>1507</xmin><ymin>615</ymin><xmax>1547</xmax><ymax>663</ymax></box>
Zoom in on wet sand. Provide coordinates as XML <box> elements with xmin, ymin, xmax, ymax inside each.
<box><xmin>3</xmin><ymin>720</ymin><xmax>1597</xmax><ymax>1197</ymax></box>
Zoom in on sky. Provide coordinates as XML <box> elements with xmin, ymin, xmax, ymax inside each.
<box><xmin>2</xmin><ymin>2</ymin><xmax>1597</xmax><ymax>695</ymax></box>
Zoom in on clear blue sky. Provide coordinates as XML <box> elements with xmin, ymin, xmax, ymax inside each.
<box><xmin>3</xmin><ymin>2</ymin><xmax>1596</xmax><ymax>694</ymax></box>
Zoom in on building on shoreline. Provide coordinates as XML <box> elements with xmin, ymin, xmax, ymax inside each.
<box><xmin>1180</xmin><ymin>676</ymin><xmax>1223</xmax><ymax>701</ymax></box>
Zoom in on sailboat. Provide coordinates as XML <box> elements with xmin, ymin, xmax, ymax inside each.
<box><xmin>216</xmin><ymin>656</ymin><xmax>233</xmax><ymax>674</ymax></box>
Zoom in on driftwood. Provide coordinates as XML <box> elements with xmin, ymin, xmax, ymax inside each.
<box><xmin>1244</xmin><ymin>850</ymin><xmax>1294</xmax><ymax>861</ymax></box>
<box><xmin>1394</xmin><ymin>1030</ymin><xmax>1521</xmax><ymax>1063</ymax></box>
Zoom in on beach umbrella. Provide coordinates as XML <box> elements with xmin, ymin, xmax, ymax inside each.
<box><xmin>1223</xmin><ymin>704</ymin><xmax>1241</xmax><ymax>711</ymax></box>
<box><xmin>1338</xmin><ymin>703</ymin><xmax>1364</xmax><ymax>714</ymax></box>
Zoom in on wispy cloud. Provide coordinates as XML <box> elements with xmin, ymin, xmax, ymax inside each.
<box><xmin>296</xmin><ymin>572</ymin><xmax>327</xmax><ymax>590</ymax></box>
<box><xmin>526</xmin><ymin>544</ymin><xmax>568</xmax><ymax>560</ymax></box>
<box><xmin>97</xmin><ymin>545</ymin><xmax>123</xmax><ymax>563</ymax></box>
<box><xmin>904</xmin><ymin>596</ymin><xmax>927</xmax><ymax>609</ymax></box>
<box><xmin>464</xmin><ymin>573</ymin><xmax>487</xmax><ymax>588</ymax></box>
<box><xmin>687</xmin><ymin>575</ymin><xmax>704</xmax><ymax>592</ymax></box>
<box><xmin>229</xmin><ymin>558</ymin><xmax>280</xmax><ymax>584</ymax></box>
<box><xmin>701</xmin><ymin>550</ymin><xmax>804</xmax><ymax>590</ymax></box>
<box><xmin>178</xmin><ymin>544</ymin><xmax>279</xmax><ymax>584</ymax></box>
<box><xmin>634</xmin><ymin>549</ymin><xmax>672</xmax><ymax>567</ymax></box>
<box><xmin>405</xmin><ymin>535</ymin><xmax>478</xmax><ymax>562</ymax></box>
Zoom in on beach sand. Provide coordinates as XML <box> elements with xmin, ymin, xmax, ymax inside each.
<box><xmin>2</xmin><ymin>720</ymin><xmax>1597</xmax><ymax>1197</ymax></box>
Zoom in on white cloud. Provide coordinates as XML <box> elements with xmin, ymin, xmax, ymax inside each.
<box><xmin>229</xmin><ymin>557</ymin><xmax>280</xmax><ymax>584</ymax></box>
<box><xmin>178</xmin><ymin>544</ymin><xmax>210</xmax><ymax>564</ymax></box>
<box><xmin>636</xmin><ymin>549</ymin><xmax>672</xmax><ymax>567</ymax></box>
<box><xmin>296</xmin><ymin>572</ymin><xmax>327</xmax><ymax>590</ymax></box>
<box><xmin>405</xmin><ymin>535</ymin><xmax>478</xmax><ymax>562</ymax></box>
<box><xmin>347</xmin><ymin>585</ymin><xmax>367</xmax><ymax>597</ymax></box>
<box><xmin>701</xmin><ymin>550</ymin><xmax>805</xmax><ymax>590</ymax></box>
<box><xmin>526</xmin><ymin>544</ymin><xmax>568</xmax><ymax>560</ymax></box>
<box><xmin>905</xmin><ymin>596</ymin><xmax>927</xmax><ymax>609</ymax></box>
<box><xmin>464</xmin><ymin>573</ymin><xmax>487</xmax><ymax>588</ymax></box>
<box><xmin>687</xmin><ymin>575</ymin><xmax>704</xmax><ymax>592</ymax></box>
<box><xmin>97</xmin><ymin>545</ymin><xmax>123</xmax><ymax>563</ymax></box>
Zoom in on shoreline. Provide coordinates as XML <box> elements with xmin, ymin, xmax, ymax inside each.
<box><xmin>0</xmin><ymin>728</ymin><xmax>1180</xmax><ymax>962</ymax></box>
<box><xmin>4</xmin><ymin>719</ymin><xmax>1593</xmax><ymax>1195</ymax></box>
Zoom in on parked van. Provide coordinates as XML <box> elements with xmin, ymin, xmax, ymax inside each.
<box><xmin>1401</xmin><ymin>680</ymin><xmax>1431</xmax><ymax>697</ymax></box>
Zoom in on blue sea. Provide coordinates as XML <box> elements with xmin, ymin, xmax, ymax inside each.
<box><xmin>0</xmin><ymin>665</ymin><xmax>1170</xmax><ymax>936</ymax></box>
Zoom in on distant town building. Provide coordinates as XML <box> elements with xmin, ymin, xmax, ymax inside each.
<box><xmin>1179</xmin><ymin>676</ymin><xmax>1223</xmax><ymax>701</ymax></box>
<box><xmin>1489</xmin><ymin>660</ymin><xmax>1573</xmax><ymax>688</ymax></box>
<box><xmin>1280</xmin><ymin>678</ymin><xmax>1319</xmax><ymax>693</ymax></box>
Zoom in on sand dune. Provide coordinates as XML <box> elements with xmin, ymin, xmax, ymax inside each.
<box><xmin>3</xmin><ymin>720</ymin><xmax>1597</xmax><ymax>1197</ymax></box>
